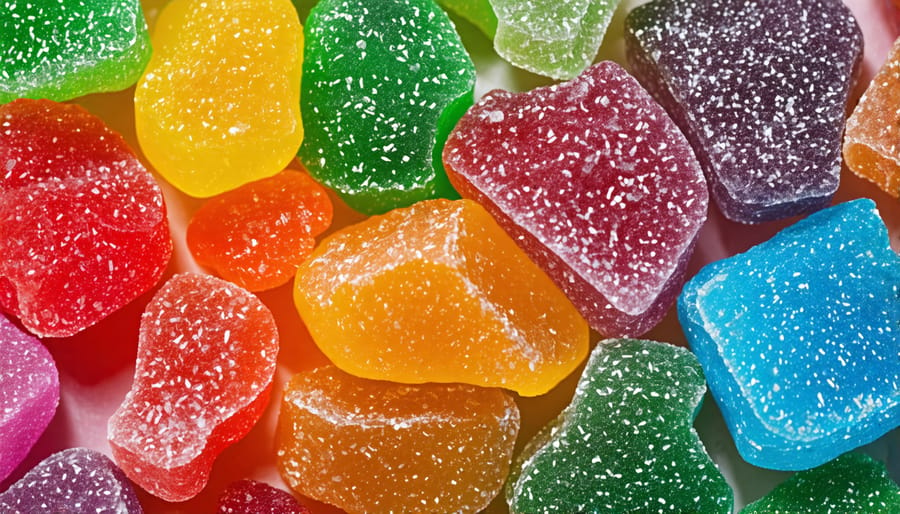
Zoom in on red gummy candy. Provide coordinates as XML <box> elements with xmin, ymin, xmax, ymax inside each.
<box><xmin>217</xmin><ymin>480</ymin><xmax>309</xmax><ymax>514</ymax></box>
<box><xmin>0</xmin><ymin>99</ymin><xmax>171</xmax><ymax>337</ymax></box>
<box><xmin>107</xmin><ymin>273</ymin><xmax>279</xmax><ymax>502</ymax></box>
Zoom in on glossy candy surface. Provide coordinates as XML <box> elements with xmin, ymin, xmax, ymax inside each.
<box><xmin>217</xmin><ymin>480</ymin><xmax>309</xmax><ymax>514</ymax></box>
<box><xmin>438</xmin><ymin>0</ymin><xmax>498</xmax><ymax>37</ymax></box>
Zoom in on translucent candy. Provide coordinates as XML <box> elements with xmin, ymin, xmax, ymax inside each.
<box><xmin>626</xmin><ymin>0</ymin><xmax>863</xmax><ymax>223</ymax></box>
<box><xmin>444</xmin><ymin>61</ymin><xmax>707</xmax><ymax>337</ymax></box>
<box><xmin>0</xmin><ymin>0</ymin><xmax>151</xmax><ymax>102</ymax></box>
<box><xmin>491</xmin><ymin>0</ymin><xmax>621</xmax><ymax>79</ymax></box>
<box><xmin>298</xmin><ymin>0</ymin><xmax>475</xmax><ymax>214</ymax></box>
<box><xmin>507</xmin><ymin>338</ymin><xmax>732</xmax><ymax>513</ymax></box>
<box><xmin>0</xmin><ymin>448</ymin><xmax>142</xmax><ymax>513</ymax></box>
<box><xmin>187</xmin><ymin>169</ymin><xmax>333</xmax><ymax>292</ymax></box>
<box><xmin>217</xmin><ymin>480</ymin><xmax>309</xmax><ymax>514</ymax></box>
<box><xmin>276</xmin><ymin>365</ymin><xmax>519</xmax><ymax>514</ymax></box>
<box><xmin>108</xmin><ymin>273</ymin><xmax>279</xmax><ymax>502</ymax></box>
<box><xmin>0</xmin><ymin>315</ymin><xmax>59</xmax><ymax>482</ymax></box>
<box><xmin>0</xmin><ymin>99</ymin><xmax>171</xmax><ymax>338</ymax></box>
<box><xmin>135</xmin><ymin>0</ymin><xmax>304</xmax><ymax>197</ymax></box>
<box><xmin>437</xmin><ymin>0</ymin><xmax>498</xmax><ymax>38</ymax></box>
<box><xmin>293</xmin><ymin>199</ymin><xmax>589</xmax><ymax>397</ymax></box>
<box><xmin>679</xmin><ymin>199</ymin><xmax>900</xmax><ymax>470</ymax></box>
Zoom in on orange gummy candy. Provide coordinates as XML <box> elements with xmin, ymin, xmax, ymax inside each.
<box><xmin>844</xmin><ymin>37</ymin><xmax>900</xmax><ymax>198</ymax></box>
<box><xmin>187</xmin><ymin>169</ymin><xmax>332</xmax><ymax>292</ymax></box>
<box><xmin>293</xmin><ymin>198</ymin><xmax>589</xmax><ymax>396</ymax></box>
<box><xmin>276</xmin><ymin>365</ymin><xmax>519</xmax><ymax>514</ymax></box>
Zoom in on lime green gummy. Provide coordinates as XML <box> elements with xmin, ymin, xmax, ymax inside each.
<box><xmin>0</xmin><ymin>0</ymin><xmax>151</xmax><ymax>103</ymax></box>
<box><xmin>437</xmin><ymin>0</ymin><xmax>498</xmax><ymax>38</ymax></box>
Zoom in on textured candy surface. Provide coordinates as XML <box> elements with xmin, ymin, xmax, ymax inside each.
<box><xmin>217</xmin><ymin>480</ymin><xmax>309</xmax><ymax>514</ymax></box>
<box><xmin>626</xmin><ymin>0</ymin><xmax>862</xmax><ymax>223</ymax></box>
<box><xmin>108</xmin><ymin>273</ymin><xmax>279</xmax><ymax>502</ymax></box>
<box><xmin>742</xmin><ymin>452</ymin><xmax>900</xmax><ymax>513</ymax></box>
<box><xmin>298</xmin><ymin>0</ymin><xmax>475</xmax><ymax>214</ymax></box>
<box><xmin>679</xmin><ymin>199</ymin><xmax>900</xmax><ymax>470</ymax></box>
<box><xmin>0</xmin><ymin>0</ymin><xmax>151</xmax><ymax>103</ymax></box>
<box><xmin>507</xmin><ymin>338</ymin><xmax>732</xmax><ymax>513</ymax></box>
<box><xmin>276</xmin><ymin>365</ymin><xmax>519</xmax><ymax>514</ymax></box>
<box><xmin>844</xmin><ymin>35</ymin><xmax>900</xmax><ymax>198</ymax></box>
<box><xmin>444</xmin><ymin>61</ymin><xmax>707</xmax><ymax>337</ymax></box>
<box><xmin>0</xmin><ymin>448</ymin><xmax>142</xmax><ymax>513</ymax></box>
<box><xmin>187</xmin><ymin>169</ymin><xmax>333</xmax><ymax>292</ymax></box>
<box><xmin>294</xmin><ymin>199</ymin><xmax>589</xmax><ymax>396</ymax></box>
<box><xmin>437</xmin><ymin>0</ymin><xmax>498</xmax><ymax>37</ymax></box>
<box><xmin>135</xmin><ymin>0</ymin><xmax>304</xmax><ymax>197</ymax></box>
<box><xmin>0</xmin><ymin>99</ymin><xmax>171</xmax><ymax>337</ymax></box>
<box><xmin>0</xmin><ymin>315</ymin><xmax>59</xmax><ymax>482</ymax></box>
<box><xmin>491</xmin><ymin>0</ymin><xmax>620</xmax><ymax>79</ymax></box>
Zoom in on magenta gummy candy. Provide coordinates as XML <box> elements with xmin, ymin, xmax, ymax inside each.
<box><xmin>217</xmin><ymin>480</ymin><xmax>309</xmax><ymax>514</ymax></box>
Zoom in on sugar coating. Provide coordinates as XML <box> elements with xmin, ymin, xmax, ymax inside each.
<box><xmin>444</xmin><ymin>61</ymin><xmax>707</xmax><ymax>337</ymax></box>
<box><xmin>0</xmin><ymin>0</ymin><xmax>151</xmax><ymax>102</ymax></box>
<box><xmin>0</xmin><ymin>99</ymin><xmax>171</xmax><ymax>338</ymax></box>
<box><xmin>679</xmin><ymin>199</ymin><xmax>900</xmax><ymax>470</ymax></box>
<box><xmin>0</xmin><ymin>315</ymin><xmax>59</xmax><ymax>482</ymax></box>
<box><xmin>491</xmin><ymin>0</ymin><xmax>620</xmax><ymax>79</ymax></box>
<box><xmin>507</xmin><ymin>338</ymin><xmax>732</xmax><ymax>513</ymax></box>
<box><xmin>293</xmin><ymin>199</ymin><xmax>589</xmax><ymax>397</ymax></box>
<box><xmin>0</xmin><ymin>448</ymin><xmax>142</xmax><ymax>513</ymax></box>
<box><xmin>742</xmin><ymin>452</ymin><xmax>900</xmax><ymax>513</ymax></box>
<box><xmin>276</xmin><ymin>365</ymin><xmax>520</xmax><ymax>514</ymax></box>
<box><xmin>298</xmin><ymin>0</ymin><xmax>476</xmax><ymax>215</ymax></box>
<box><xmin>217</xmin><ymin>480</ymin><xmax>309</xmax><ymax>514</ymax></box>
<box><xmin>437</xmin><ymin>0</ymin><xmax>497</xmax><ymax>37</ymax></box>
<box><xmin>626</xmin><ymin>0</ymin><xmax>863</xmax><ymax>223</ymax></box>
<box><xmin>135</xmin><ymin>0</ymin><xmax>304</xmax><ymax>197</ymax></box>
<box><xmin>108</xmin><ymin>273</ymin><xmax>279</xmax><ymax>502</ymax></box>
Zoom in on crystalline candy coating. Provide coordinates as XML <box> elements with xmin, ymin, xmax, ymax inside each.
<box><xmin>507</xmin><ymin>338</ymin><xmax>732</xmax><ymax>513</ymax></box>
<box><xmin>626</xmin><ymin>0</ymin><xmax>863</xmax><ymax>223</ymax></box>
<box><xmin>0</xmin><ymin>99</ymin><xmax>171</xmax><ymax>337</ymax></box>
<box><xmin>217</xmin><ymin>480</ymin><xmax>309</xmax><ymax>514</ymax></box>
<box><xmin>0</xmin><ymin>315</ymin><xmax>59</xmax><ymax>482</ymax></box>
<box><xmin>444</xmin><ymin>61</ymin><xmax>707</xmax><ymax>337</ymax></box>
<box><xmin>293</xmin><ymin>199</ymin><xmax>589</xmax><ymax>397</ymax></box>
<box><xmin>0</xmin><ymin>0</ymin><xmax>151</xmax><ymax>103</ymax></box>
<box><xmin>136</xmin><ymin>0</ymin><xmax>304</xmax><ymax>197</ymax></box>
<box><xmin>187</xmin><ymin>169</ymin><xmax>333</xmax><ymax>292</ymax></box>
<box><xmin>298</xmin><ymin>0</ymin><xmax>475</xmax><ymax>215</ymax></box>
<box><xmin>276</xmin><ymin>365</ymin><xmax>519</xmax><ymax>514</ymax></box>
<box><xmin>108</xmin><ymin>273</ymin><xmax>279</xmax><ymax>502</ymax></box>
<box><xmin>0</xmin><ymin>448</ymin><xmax>142</xmax><ymax>513</ymax></box>
<box><xmin>679</xmin><ymin>199</ymin><xmax>900</xmax><ymax>470</ymax></box>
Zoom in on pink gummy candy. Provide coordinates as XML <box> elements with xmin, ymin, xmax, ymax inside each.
<box><xmin>443</xmin><ymin>61</ymin><xmax>708</xmax><ymax>337</ymax></box>
<box><xmin>0</xmin><ymin>315</ymin><xmax>59</xmax><ymax>482</ymax></box>
<box><xmin>217</xmin><ymin>480</ymin><xmax>310</xmax><ymax>514</ymax></box>
<box><xmin>0</xmin><ymin>99</ymin><xmax>172</xmax><ymax>338</ymax></box>
<box><xmin>108</xmin><ymin>273</ymin><xmax>279</xmax><ymax>502</ymax></box>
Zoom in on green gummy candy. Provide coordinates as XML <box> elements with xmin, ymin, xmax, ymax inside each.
<box><xmin>299</xmin><ymin>0</ymin><xmax>475</xmax><ymax>215</ymax></box>
<box><xmin>507</xmin><ymin>338</ymin><xmax>733</xmax><ymax>513</ymax></box>
<box><xmin>0</xmin><ymin>0</ymin><xmax>151</xmax><ymax>103</ymax></box>
<box><xmin>742</xmin><ymin>453</ymin><xmax>900</xmax><ymax>513</ymax></box>
<box><xmin>437</xmin><ymin>0</ymin><xmax>498</xmax><ymax>38</ymax></box>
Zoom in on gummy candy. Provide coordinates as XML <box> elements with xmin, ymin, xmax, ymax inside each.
<box><xmin>0</xmin><ymin>0</ymin><xmax>151</xmax><ymax>103</ymax></box>
<box><xmin>0</xmin><ymin>99</ymin><xmax>171</xmax><ymax>337</ymax></box>
<box><xmin>108</xmin><ymin>273</ymin><xmax>279</xmax><ymax>502</ymax></box>
<box><xmin>742</xmin><ymin>452</ymin><xmax>900</xmax><ymax>513</ymax></box>
<box><xmin>507</xmin><ymin>338</ymin><xmax>732</xmax><ymax>513</ymax></box>
<box><xmin>679</xmin><ymin>199</ymin><xmax>900</xmax><ymax>470</ymax></box>
<box><xmin>298</xmin><ymin>0</ymin><xmax>476</xmax><ymax>215</ymax></box>
<box><xmin>437</xmin><ymin>0</ymin><xmax>498</xmax><ymax>38</ymax></box>
<box><xmin>844</xmin><ymin>35</ymin><xmax>900</xmax><ymax>198</ymax></box>
<box><xmin>491</xmin><ymin>0</ymin><xmax>621</xmax><ymax>80</ymax></box>
<box><xmin>293</xmin><ymin>198</ymin><xmax>589</xmax><ymax>397</ymax></box>
<box><xmin>626</xmin><ymin>0</ymin><xmax>863</xmax><ymax>223</ymax></box>
<box><xmin>0</xmin><ymin>315</ymin><xmax>59</xmax><ymax>482</ymax></box>
<box><xmin>276</xmin><ymin>365</ymin><xmax>519</xmax><ymax>514</ymax></box>
<box><xmin>135</xmin><ymin>0</ymin><xmax>304</xmax><ymax>198</ymax></box>
<box><xmin>187</xmin><ymin>169</ymin><xmax>333</xmax><ymax>292</ymax></box>
<box><xmin>444</xmin><ymin>61</ymin><xmax>707</xmax><ymax>337</ymax></box>
<box><xmin>217</xmin><ymin>480</ymin><xmax>309</xmax><ymax>514</ymax></box>
<box><xmin>0</xmin><ymin>448</ymin><xmax>142</xmax><ymax>513</ymax></box>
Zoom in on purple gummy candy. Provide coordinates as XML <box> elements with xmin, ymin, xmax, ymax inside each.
<box><xmin>0</xmin><ymin>448</ymin><xmax>142</xmax><ymax>513</ymax></box>
<box><xmin>625</xmin><ymin>0</ymin><xmax>862</xmax><ymax>223</ymax></box>
<box><xmin>217</xmin><ymin>480</ymin><xmax>309</xmax><ymax>514</ymax></box>
<box><xmin>0</xmin><ymin>315</ymin><xmax>59</xmax><ymax>482</ymax></box>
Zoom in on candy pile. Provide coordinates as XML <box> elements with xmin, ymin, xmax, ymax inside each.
<box><xmin>0</xmin><ymin>0</ymin><xmax>898</xmax><ymax>513</ymax></box>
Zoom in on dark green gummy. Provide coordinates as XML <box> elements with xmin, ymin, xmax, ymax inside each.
<box><xmin>299</xmin><ymin>0</ymin><xmax>475</xmax><ymax>215</ymax></box>
<box><xmin>507</xmin><ymin>338</ymin><xmax>733</xmax><ymax>513</ymax></box>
